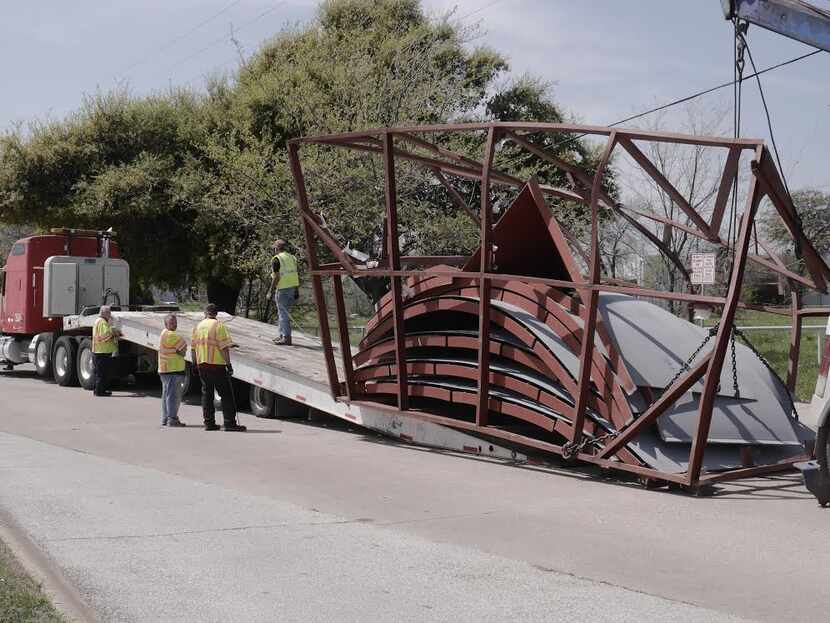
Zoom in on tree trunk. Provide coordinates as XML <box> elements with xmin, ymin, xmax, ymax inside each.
<box><xmin>206</xmin><ymin>277</ymin><xmax>241</xmax><ymax>314</ymax></box>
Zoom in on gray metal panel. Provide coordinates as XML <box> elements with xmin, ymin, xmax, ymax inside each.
<box><xmin>44</xmin><ymin>260</ymin><xmax>78</xmax><ymax>316</ymax></box>
<box><xmin>597</xmin><ymin>293</ymin><xmax>801</xmax><ymax>446</ymax></box>
<box><xmin>657</xmin><ymin>392</ymin><xmax>801</xmax><ymax>446</ymax></box>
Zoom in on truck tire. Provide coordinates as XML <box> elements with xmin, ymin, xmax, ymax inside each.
<box><xmin>275</xmin><ymin>395</ymin><xmax>309</xmax><ymax>419</ymax></box>
<box><xmin>77</xmin><ymin>338</ymin><xmax>96</xmax><ymax>390</ymax></box>
<box><xmin>249</xmin><ymin>385</ymin><xmax>276</xmax><ymax>418</ymax></box>
<box><xmin>33</xmin><ymin>334</ymin><xmax>53</xmax><ymax>379</ymax></box>
<box><xmin>815</xmin><ymin>424</ymin><xmax>830</xmax><ymax>507</ymax></box>
<box><xmin>53</xmin><ymin>336</ymin><xmax>79</xmax><ymax>387</ymax></box>
<box><xmin>817</xmin><ymin>423</ymin><xmax>829</xmax><ymax>478</ymax></box>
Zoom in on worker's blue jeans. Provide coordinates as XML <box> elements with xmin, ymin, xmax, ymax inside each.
<box><xmin>275</xmin><ymin>288</ymin><xmax>297</xmax><ymax>339</ymax></box>
<box><xmin>160</xmin><ymin>373</ymin><xmax>184</xmax><ymax>425</ymax></box>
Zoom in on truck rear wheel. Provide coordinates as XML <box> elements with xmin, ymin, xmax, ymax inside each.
<box><xmin>53</xmin><ymin>336</ymin><xmax>79</xmax><ymax>387</ymax></box>
<box><xmin>34</xmin><ymin>335</ymin><xmax>53</xmax><ymax>379</ymax></box>
<box><xmin>77</xmin><ymin>339</ymin><xmax>95</xmax><ymax>390</ymax></box>
<box><xmin>249</xmin><ymin>385</ymin><xmax>275</xmax><ymax>418</ymax></box>
<box><xmin>275</xmin><ymin>395</ymin><xmax>308</xmax><ymax>419</ymax></box>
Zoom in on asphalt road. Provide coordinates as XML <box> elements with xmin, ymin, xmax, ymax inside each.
<box><xmin>0</xmin><ymin>365</ymin><xmax>826</xmax><ymax>622</ymax></box>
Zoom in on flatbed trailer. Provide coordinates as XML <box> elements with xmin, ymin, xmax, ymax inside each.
<box><xmin>65</xmin><ymin>309</ymin><xmax>524</xmax><ymax>461</ymax></box>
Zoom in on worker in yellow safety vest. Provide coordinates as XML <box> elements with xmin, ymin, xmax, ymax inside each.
<box><xmin>158</xmin><ymin>313</ymin><xmax>188</xmax><ymax>427</ymax></box>
<box><xmin>267</xmin><ymin>239</ymin><xmax>300</xmax><ymax>346</ymax></box>
<box><xmin>92</xmin><ymin>305</ymin><xmax>120</xmax><ymax>397</ymax></box>
<box><xmin>190</xmin><ymin>303</ymin><xmax>246</xmax><ymax>432</ymax></box>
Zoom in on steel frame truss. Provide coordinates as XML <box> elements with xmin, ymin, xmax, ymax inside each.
<box><xmin>288</xmin><ymin>122</ymin><xmax>830</xmax><ymax>489</ymax></box>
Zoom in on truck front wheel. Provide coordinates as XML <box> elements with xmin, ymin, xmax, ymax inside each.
<box><xmin>53</xmin><ymin>336</ymin><xmax>79</xmax><ymax>387</ymax></box>
<box><xmin>33</xmin><ymin>335</ymin><xmax>53</xmax><ymax>379</ymax></box>
<box><xmin>77</xmin><ymin>339</ymin><xmax>95</xmax><ymax>390</ymax></box>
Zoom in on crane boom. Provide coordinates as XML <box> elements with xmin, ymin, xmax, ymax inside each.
<box><xmin>722</xmin><ymin>0</ymin><xmax>830</xmax><ymax>51</ymax></box>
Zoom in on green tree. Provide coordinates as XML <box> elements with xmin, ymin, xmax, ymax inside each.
<box><xmin>764</xmin><ymin>189</ymin><xmax>830</xmax><ymax>256</ymax></box>
<box><xmin>1</xmin><ymin>0</ymin><xmax>600</xmax><ymax>312</ymax></box>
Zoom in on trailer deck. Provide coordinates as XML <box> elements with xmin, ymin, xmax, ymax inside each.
<box><xmin>66</xmin><ymin>310</ymin><xmax>525</xmax><ymax>462</ymax></box>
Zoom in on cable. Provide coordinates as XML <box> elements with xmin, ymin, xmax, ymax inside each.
<box><xmin>457</xmin><ymin>0</ymin><xmax>512</xmax><ymax>21</ymax></box>
<box><xmin>537</xmin><ymin>48</ymin><xmax>824</xmax><ymax>157</ymax></box>
<box><xmin>114</xmin><ymin>0</ymin><xmax>244</xmax><ymax>79</ymax></box>
<box><xmin>166</xmin><ymin>2</ymin><xmax>286</xmax><ymax>72</ymax></box>
<box><xmin>740</xmin><ymin>32</ymin><xmax>792</xmax><ymax>199</ymax></box>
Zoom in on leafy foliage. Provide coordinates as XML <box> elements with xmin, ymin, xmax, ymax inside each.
<box><xmin>0</xmin><ymin>0</ymin><xmax>598</xmax><ymax>310</ymax></box>
<box><xmin>764</xmin><ymin>189</ymin><xmax>830</xmax><ymax>256</ymax></box>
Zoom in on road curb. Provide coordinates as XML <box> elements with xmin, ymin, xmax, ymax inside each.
<box><xmin>0</xmin><ymin>507</ymin><xmax>98</xmax><ymax>623</ymax></box>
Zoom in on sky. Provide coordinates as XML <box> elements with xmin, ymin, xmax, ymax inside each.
<box><xmin>1</xmin><ymin>0</ymin><xmax>827</xmax><ymax>190</ymax></box>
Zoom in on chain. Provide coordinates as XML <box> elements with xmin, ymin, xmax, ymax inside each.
<box><xmin>665</xmin><ymin>324</ymin><xmax>719</xmax><ymax>389</ymax></box>
<box><xmin>730</xmin><ymin>330</ymin><xmax>740</xmax><ymax>398</ymax></box>
<box><xmin>733</xmin><ymin>326</ymin><xmax>800</xmax><ymax>420</ymax></box>
<box><xmin>561</xmin><ymin>431</ymin><xmax>617</xmax><ymax>460</ymax></box>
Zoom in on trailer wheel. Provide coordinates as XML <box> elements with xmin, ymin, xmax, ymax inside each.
<box><xmin>275</xmin><ymin>395</ymin><xmax>309</xmax><ymax>419</ymax></box>
<box><xmin>33</xmin><ymin>334</ymin><xmax>53</xmax><ymax>379</ymax></box>
<box><xmin>53</xmin><ymin>336</ymin><xmax>79</xmax><ymax>387</ymax></box>
<box><xmin>249</xmin><ymin>385</ymin><xmax>276</xmax><ymax>418</ymax></box>
<box><xmin>76</xmin><ymin>339</ymin><xmax>95</xmax><ymax>390</ymax></box>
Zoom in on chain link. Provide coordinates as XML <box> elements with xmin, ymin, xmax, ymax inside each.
<box><xmin>730</xmin><ymin>330</ymin><xmax>740</xmax><ymax>398</ymax></box>
<box><xmin>665</xmin><ymin>324</ymin><xmax>719</xmax><ymax>389</ymax></box>
<box><xmin>561</xmin><ymin>431</ymin><xmax>617</xmax><ymax>460</ymax></box>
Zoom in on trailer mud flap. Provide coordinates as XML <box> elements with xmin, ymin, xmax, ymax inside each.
<box><xmin>796</xmin><ymin>461</ymin><xmax>830</xmax><ymax>507</ymax></box>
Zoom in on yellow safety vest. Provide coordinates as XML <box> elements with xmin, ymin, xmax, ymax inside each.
<box><xmin>92</xmin><ymin>317</ymin><xmax>117</xmax><ymax>354</ymax></box>
<box><xmin>191</xmin><ymin>318</ymin><xmax>233</xmax><ymax>365</ymax></box>
<box><xmin>158</xmin><ymin>329</ymin><xmax>186</xmax><ymax>373</ymax></box>
<box><xmin>273</xmin><ymin>252</ymin><xmax>299</xmax><ymax>290</ymax></box>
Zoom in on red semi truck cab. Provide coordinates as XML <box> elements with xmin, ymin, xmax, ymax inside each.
<box><xmin>1</xmin><ymin>234</ymin><xmax>119</xmax><ymax>335</ymax></box>
<box><xmin>0</xmin><ymin>230</ymin><xmax>121</xmax><ymax>370</ymax></box>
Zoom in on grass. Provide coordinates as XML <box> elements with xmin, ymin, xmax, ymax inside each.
<box><xmin>702</xmin><ymin>309</ymin><xmax>826</xmax><ymax>402</ymax></box>
<box><xmin>0</xmin><ymin>540</ymin><xmax>66</xmax><ymax>623</ymax></box>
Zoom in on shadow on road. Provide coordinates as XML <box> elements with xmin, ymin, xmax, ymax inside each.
<box><xmin>3</xmin><ymin>367</ymin><xmax>818</xmax><ymax>503</ymax></box>
<box><xmin>356</xmin><ymin>433</ymin><xmax>818</xmax><ymax>503</ymax></box>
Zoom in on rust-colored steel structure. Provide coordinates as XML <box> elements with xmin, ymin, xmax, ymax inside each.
<box><xmin>288</xmin><ymin>122</ymin><xmax>830</xmax><ymax>489</ymax></box>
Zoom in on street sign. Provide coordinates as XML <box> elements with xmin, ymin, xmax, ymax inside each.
<box><xmin>691</xmin><ymin>252</ymin><xmax>716</xmax><ymax>285</ymax></box>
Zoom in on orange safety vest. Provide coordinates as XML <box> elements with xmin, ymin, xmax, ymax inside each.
<box><xmin>92</xmin><ymin>317</ymin><xmax>117</xmax><ymax>354</ymax></box>
<box><xmin>158</xmin><ymin>329</ymin><xmax>187</xmax><ymax>373</ymax></box>
<box><xmin>191</xmin><ymin>318</ymin><xmax>233</xmax><ymax>365</ymax></box>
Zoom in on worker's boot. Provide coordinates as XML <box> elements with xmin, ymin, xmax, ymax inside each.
<box><xmin>272</xmin><ymin>336</ymin><xmax>292</xmax><ymax>346</ymax></box>
<box><xmin>224</xmin><ymin>422</ymin><xmax>247</xmax><ymax>432</ymax></box>
<box><xmin>204</xmin><ymin>421</ymin><xmax>220</xmax><ymax>431</ymax></box>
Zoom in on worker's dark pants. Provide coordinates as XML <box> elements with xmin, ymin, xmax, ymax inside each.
<box><xmin>198</xmin><ymin>364</ymin><xmax>237</xmax><ymax>426</ymax></box>
<box><xmin>93</xmin><ymin>353</ymin><xmax>112</xmax><ymax>396</ymax></box>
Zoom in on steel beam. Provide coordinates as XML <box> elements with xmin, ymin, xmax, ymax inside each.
<box><xmin>571</xmin><ymin>133</ymin><xmax>617</xmax><ymax>446</ymax></box>
<box><xmin>332</xmin><ymin>275</ymin><xmax>356</xmax><ymax>400</ymax></box>
<box><xmin>687</xmin><ymin>146</ymin><xmax>765</xmax><ymax>487</ymax></box>
<box><xmin>476</xmin><ymin>127</ymin><xmax>498</xmax><ymax>427</ymax></box>
<box><xmin>787</xmin><ymin>289</ymin><xmax>802</xmax><ymax>392</ymax></box>
<box><xmin>724</xmin><ymin>0</ymin><xmax>830</xmax><ymax>53</ymax></box>
<box><xmin>382</xmin><ymin>132</ymin><xmax>409</xmax><ymax>411</ymax></box>
<box><xmin>288</xmin><ymin>143</ymin><xmax>341</xmax><ymax>397</ymax></box>
<box><xmin>619</xmin><ymin>137</ymin><xmax>714</xmax><ymax>238</ymax></box>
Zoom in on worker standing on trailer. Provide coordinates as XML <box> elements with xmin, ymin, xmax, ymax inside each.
<box><xmin>158</xmin><ymin>313</ymin><xmax>187</xmax><ymax>428</ymax></box>
<box><xmin>92</xmin><ymin>305</ymin><xmax>120</xmax><ymax>397</ymax></box>
<box><xmin>190</xmin><ymin>303</ymin><xmax>246</xmax><ymax>432</ymax></box>
<box><xmin>268</xmin><ymin>239</ymin><xmax>300</xmax><ymax>346</ymax></box>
